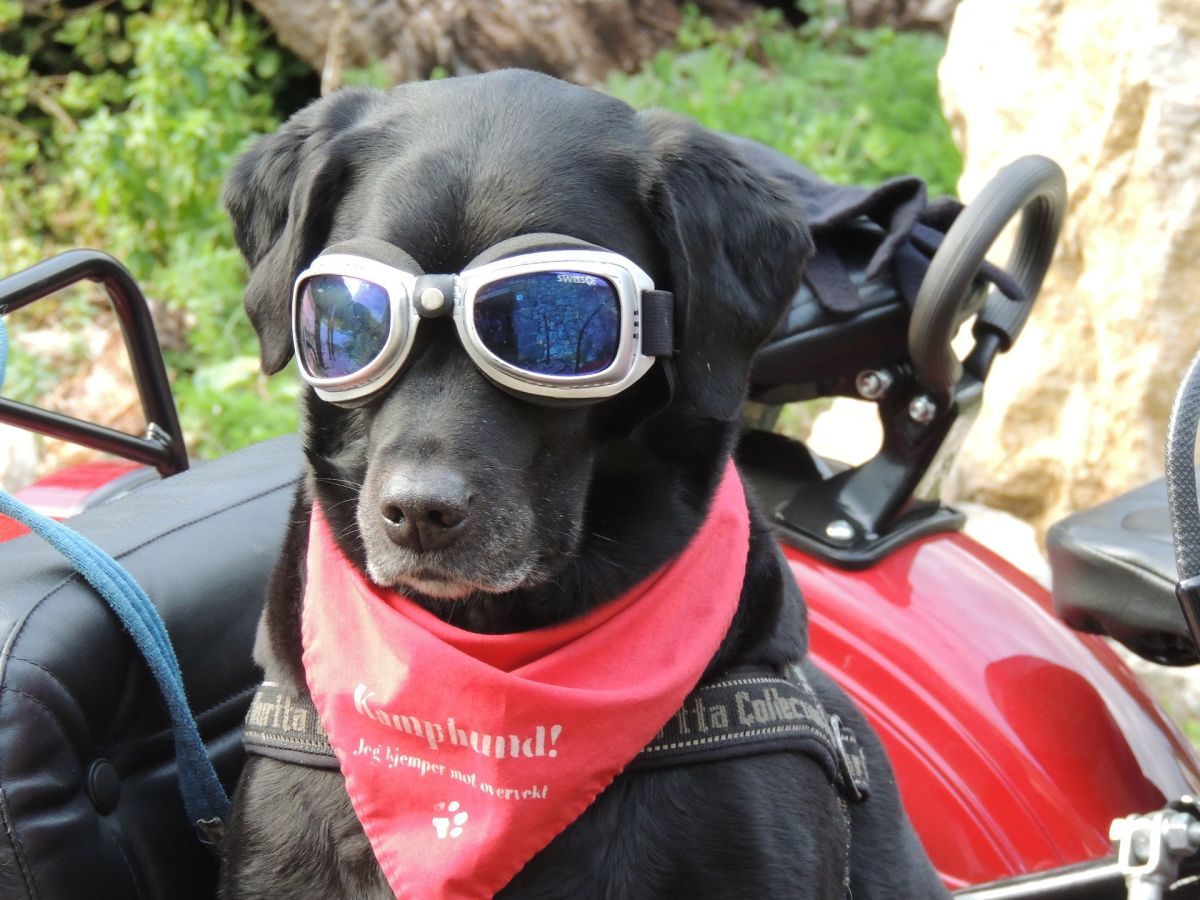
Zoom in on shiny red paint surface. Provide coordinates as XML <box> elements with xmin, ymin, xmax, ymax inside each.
<box><xmin>0</xmin><ymin>459</ymin><xmax>142</xmax><ymax>542</ymax></box>
<box><xmin>788</xmin><ymin>530</ymin><xmax>1200</xmax><ymax>891</ymax></box>
<box><xmin>0</xmin><ymin>515</ymin><xmax>28</xmax><ymax>542</ymax></box>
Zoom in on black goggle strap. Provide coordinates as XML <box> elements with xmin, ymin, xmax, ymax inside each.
<box><xmin>318</xmin><ymin>236</ymin><xmax>426</xmax><ymax>276</ymax></box>
<box><xmin>463</xmin><ymin>231</ymin><xmax>604</xmax><ymax>268</ymax></box>
<box><xmin>639</xmin><ymin>289</ymin><xmax>674</xmax><ymax>358</ymax></box>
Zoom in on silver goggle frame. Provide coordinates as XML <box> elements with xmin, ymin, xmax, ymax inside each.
<box><xmin>291</xmin><ymin>248</ymin><xmax>660</xmax><ymax>405</ymax></box>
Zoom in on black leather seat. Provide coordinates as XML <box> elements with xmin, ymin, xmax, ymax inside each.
<box><xmin>0</xmin><ymin>435</ymin><xmax>302</xmax><ymax>899</ymax></box>
<box><xmin>1048</xmin><ymin>475</ymin><xmax>1199</xmax><ymax>666</ymax></box>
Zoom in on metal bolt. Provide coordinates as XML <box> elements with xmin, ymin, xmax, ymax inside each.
<box><xmin>908</xmin><ymin>395</ymin><xmax>937</xmax><ymax>424</ymax></box>
<box><xmin>419</xmin><ymin>287</ymin><xmax>446</xmax><ymax>313</ymax></box>
<box><xmin>1163</xmin><ymin>811</ymin><xmax>1200</xmax><ymax>852</ymax></box>
<box><xmin>824</xmin><ymin>519</ymin><xmax>855</xmax><ymax>543</ymax></box>
<box><xmin>855</xmin><ymin>369</ymin><xmax>893</xmax><ymax>401</ymax></box>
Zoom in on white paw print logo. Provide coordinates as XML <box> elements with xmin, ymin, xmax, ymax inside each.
<box><xmin>432</xmin><ymin>801</ymin><xmax>468</xmax><ymax>839</ymax></box>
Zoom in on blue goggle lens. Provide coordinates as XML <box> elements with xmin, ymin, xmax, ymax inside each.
<box><xmin>297</xmin><ymin>275</ymin><xmax>395</xmax><ymax>379</ymax></box>
<box><xmin>473</xmin><ymin>271</ymin><xmax>621</xmax><ymax>376</ymax></box>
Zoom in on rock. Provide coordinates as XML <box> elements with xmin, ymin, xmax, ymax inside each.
<box><xmin>0</xmin><ymin>323</ymin><xmax>142</xmax><ymax>484</ymax></box>
<box><xmin>247</xmin><ymin>0</ymin><xmax>755</xmax><ymax>89</ymax></box>
<box><xmin>0</xmin><ymin>427</ymin><xmax>37</xmax><ymax>492</ymax></box>
<box><xmin>937</xmin><ymin>0</ymin><xmax>1200</xmax><ymax>537</ymax></box>
<box><xmin>805</xmin><ymin>397</ymin><xmax>882</xmax><ymax>468</ymax></box>
<box><xmin>38</xmin><ymin>326</ymin><xmax>143</xmax><ymax>472</ymax></box>
<box><xmin>1114</xmin><ymin>645</ymin><xmax>1200</xmax><ymax>730</ymax></box>
<box><xmin>844</xmin><ymin>0</ymin><xmax>960</xmax><ymax>31</ymax></box>
<box><xmin>958</xmin><ymin>501</ymin><xmax>1051</xmax><ymax>587</ymax></box>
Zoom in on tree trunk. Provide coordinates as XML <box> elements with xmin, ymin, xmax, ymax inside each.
<box><xmin>247</xmin><ymin>0</ymin><xmax>755</xmax><ymax>90</ymax></box>
<box><xmin>844</xmin><ymin>0</ymin><xmax>960</xmax><ymax>31</ymax></box>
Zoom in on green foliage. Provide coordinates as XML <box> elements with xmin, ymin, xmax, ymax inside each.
<box><xmin>2</xmin><ymin>1</ymin><xmax>961</xmax><ymax>465</ymax></box>
<box><xmin>0</xmin><ymin>0</ymin><xmax>309</xmax><ymax>457</ymax></box>
<box><xmin>1187</xmin><ymin>719</ymin><xmax>1200</xmax><ymax>753</ymax></box>
<box><xmin>607</xmin><ymin>6</ymin><xmax>962</xmax><ymax>196</ymax></box>
<box><xmin>342</xmin><ymin>60</ymin><xmax>392</xmax><ymax>90</ymax></box>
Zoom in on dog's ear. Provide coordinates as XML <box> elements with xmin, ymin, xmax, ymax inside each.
<box><xmin>224</xmin><ymin>89</ymin><xmax>380</xmax><ymax>374</ymax></box>
<box><xmin>640</xmin><ymin>111</ymin><xmax>814</xmax><ymax>421</ymax></box>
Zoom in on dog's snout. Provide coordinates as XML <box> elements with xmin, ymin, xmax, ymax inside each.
<box><xmin>379</xmin><ymin>469</ymin><xmax>472</xmax><ymax>553</ymax></box>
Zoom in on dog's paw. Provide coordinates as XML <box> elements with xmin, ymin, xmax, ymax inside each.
<box><xmin>432</xmin><ymin>801</ymin><xmax>468</xmax><ymax>839</ymax></box>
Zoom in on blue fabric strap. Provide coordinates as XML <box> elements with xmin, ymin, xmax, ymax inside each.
<box><xmin>0</xmin><ymin>317</ymin><xmax>229</xmax><ymax>847</ymax></box>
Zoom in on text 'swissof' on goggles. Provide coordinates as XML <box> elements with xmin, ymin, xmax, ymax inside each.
<box><xmin>291</xmin><ymin>235</ymin><xmax>675</xmax><ymax>405</ymax></box>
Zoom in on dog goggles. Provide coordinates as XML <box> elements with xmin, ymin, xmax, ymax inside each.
<box><xmin>292</xmin><ymin>234</ymin><xmax>674</xmax><ymax>404</ymax></box>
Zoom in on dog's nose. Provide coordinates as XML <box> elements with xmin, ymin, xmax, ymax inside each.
<box><xmin>379</xmin><ymin>470</ymin><xmax>471</xmax><ymax>553</ymax></box>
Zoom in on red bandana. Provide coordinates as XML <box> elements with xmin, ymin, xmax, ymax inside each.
<box><xmin>301</xmin><ymin>464</ymin><xmax>750</xmax><ymax>899</ymax></box>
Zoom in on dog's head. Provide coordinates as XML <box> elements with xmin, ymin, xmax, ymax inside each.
<box><xmin>226</xmin><ymin>71</ymin><xmax>811</xmax><ymax>630</ymax></box>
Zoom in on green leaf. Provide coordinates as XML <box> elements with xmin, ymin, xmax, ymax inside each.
<box><xmin>606</xmin><ymin>12</ymin><xmax>961</xmax><ymax>196</ymax></box>
<box><xmin>0</xmin><ymin>1</ymin><xmax>21</xmax><ymax>32</ymax></box>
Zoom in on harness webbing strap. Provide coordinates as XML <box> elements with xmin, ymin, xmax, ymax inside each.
<box><xmin>243</xmin><ymin>665</ymin><xmax>871</xmax><ymax>803</ymax></box>
<box><xmin>244</xmin><ymin>681</ymin><xmax>339</xmax><ymax>770</ymax></box>
<box><xmin>628</xmin><ymin>664</ymin><xmax>871</xmax><ymax>802</ymax></box>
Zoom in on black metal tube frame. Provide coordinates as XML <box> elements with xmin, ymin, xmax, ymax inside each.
<box><xmin>951</xmin><ymin>857</ymin><xmax>1126</xmax><ymax>899</ymax></box>
<box><xmin>0</xmin><ymin>249</ymin><xmax>189</xmax><ymax>477</ymax></box>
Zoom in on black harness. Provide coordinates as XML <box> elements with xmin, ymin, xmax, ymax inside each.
<box><xmin>245</xmin><ymin>665</ymin><xmax>867</xmax><ymax>796</ymax></box>
<box><xmin>244</xmin><ymin>663</ymin><xmax>870</xmax><ymax>892</ymax></box>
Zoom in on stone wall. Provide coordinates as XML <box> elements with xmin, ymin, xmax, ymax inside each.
<box><xmin>938</xmin><ymin>0</ymin><xmax>1200</xmax><ymax>534</ymax></box>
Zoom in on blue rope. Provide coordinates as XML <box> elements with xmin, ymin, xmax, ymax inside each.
<box><xmin>0</xmin><ymin>316</ymin><xmax>229</xmax><ymax>846</ymax></box>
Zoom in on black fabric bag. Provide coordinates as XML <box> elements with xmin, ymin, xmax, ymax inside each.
<box><xmin>731</xmin><ymin>136</ymin><xmax>1020</xmax><ymax>399</ymax></box>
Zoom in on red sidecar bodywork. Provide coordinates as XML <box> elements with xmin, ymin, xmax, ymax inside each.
<box><xmin>795</xmin><ymin>530</ymin><xmax>1200</xmax><ymax>891</ymax></box>
<box><xmin>8</xmin><ymin>456</ymin><xmax>1200</xmax><ymax>894</ymax></box>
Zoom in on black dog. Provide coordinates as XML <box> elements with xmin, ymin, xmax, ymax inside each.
<box><xmin>219</xmin><ymin>70</ymin><xmax>947</xmax><ymax>899</ymax></box>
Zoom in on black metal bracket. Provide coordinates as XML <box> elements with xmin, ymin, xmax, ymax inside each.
<box><xmin>1175</xmin><ymin>575</ymin><xmax>1200</xmax><ymax>659</ymax></box>
<box><xmin>772</xmin><ymin>365</ymin><xmax>979</xmax><ymax>566</ymax></box>
<box><xmin>766</xmin><ymin>157</ymin><xmax>1067</xmax><ymax>569</ymax></box>
<box><xmin>0</xmin><ymin>249</ymin><xmax>189</xmax><ymax>477</ymax></box>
